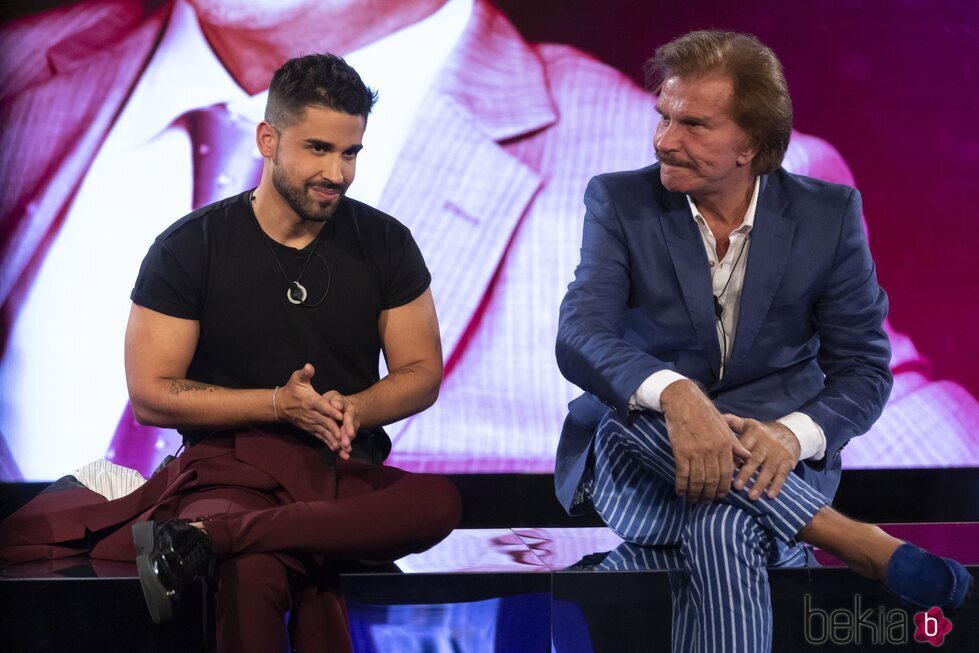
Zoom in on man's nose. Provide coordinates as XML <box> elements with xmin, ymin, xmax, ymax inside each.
<box><xmin>654</xmin><ymin>120</ymin><xmax>679</xmax><ymax>151</ymax></box>
<box><xmin>320</xmin><ymin>155</ymin><xmax>344</xmax><ymax>183</ymax></box>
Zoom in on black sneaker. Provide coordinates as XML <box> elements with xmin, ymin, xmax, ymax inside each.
<box><xmin>132</xmin><ymin>520</ymin><xmax>214</xmax><ymax>624</ymax></box>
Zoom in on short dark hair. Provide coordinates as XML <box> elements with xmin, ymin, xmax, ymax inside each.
<box><xmin>265</xmin><ymin>54</ymin><xmax>378</xmax><ymax>127</ymax></box>
<box><xmin>646</xmin><ymin>30</ymin><xmax>792</xmax><ymax>175</ymax></box>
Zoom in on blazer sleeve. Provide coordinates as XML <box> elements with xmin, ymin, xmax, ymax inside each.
<box><xmin>556</xmin><ymin>175</ymin><xmax>678</xmax><ymax>421</ymax></box>
<box><xmin>798</xmin><ymin>188</ymin><xmax>893</xmax><ymax>459</ymax></box>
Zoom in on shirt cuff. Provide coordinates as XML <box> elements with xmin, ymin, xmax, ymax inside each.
<box><xmin>629</xmin><ymin>370</ymin><xmax>689</xmax><ymax>413</ymax></box>
<box><xmin>777</xmin><ymin>412</ymin><xmax>826</xmax><ymax>461</ymax></box>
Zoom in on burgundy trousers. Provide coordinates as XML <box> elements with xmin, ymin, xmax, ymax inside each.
<box><xmin>186</xmin><ymin>458</ymin><xmax>461</xmax><ymax>652</ymax></box>
<box><xmin>0</xmin><ymin>431</ymin><xmax>463</xmax><ymax>653</ymax></box>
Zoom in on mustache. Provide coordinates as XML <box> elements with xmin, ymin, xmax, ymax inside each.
<box><xmin>655</xmin><ymin>151</ymin><xmax>694</xmax><ymax>168</ymax></box>
<box><xmin>307</xmin><ymin>181</ymin><xmax>346</xmax><ymax>192</ymax></box>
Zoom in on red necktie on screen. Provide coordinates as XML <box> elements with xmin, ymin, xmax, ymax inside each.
<box><xmin>185</xmin><ymin>103</ymin><xmax>265</xmax><ymax>209</ymax></box>
<box><xmin>108</xmin><ymin>103</ymin><xmax>265</xmax><ymax>474</ymax></box>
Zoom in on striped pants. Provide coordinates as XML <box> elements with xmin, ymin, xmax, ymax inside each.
<box><xmin>591</xmin><ymin>412</ymin><xmax>829</xmax><ymax>653</ymax></box>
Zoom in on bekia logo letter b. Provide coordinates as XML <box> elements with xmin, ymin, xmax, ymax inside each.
<box><xmin>914</xmin><ymin>607</ymin><xmax>953</xmax><ymax>647</ymax></box>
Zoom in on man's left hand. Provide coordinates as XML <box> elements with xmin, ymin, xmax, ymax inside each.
<box><xmin>322</xmin><ymin>390</ymin><xmax>361</xmax><ymax>460</ymax></box>
<box><xmin>725</xmin><ymin>416</ymin><xmax>801</xmax><ymax>500</ymax></box>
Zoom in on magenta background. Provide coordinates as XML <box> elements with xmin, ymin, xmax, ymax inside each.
<box><xmin>498</xmin><ymin>0</ymin><xmax>979</xmax><ymax>399</ymax></box>
<box><xmin>3</xmin><ymin>0</ymin><xmax>975</xmax><ymax>395</ymax></box>
<box><xmin>1</xmin><ymin>0</ymin><xmax>976</xmax><ymax>479</ymax></box>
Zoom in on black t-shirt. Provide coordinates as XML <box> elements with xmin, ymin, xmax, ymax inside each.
<box><xmin>131</xmin><ymin>190</ymin><xmax>431</xmax><ymax>456</ymax></box>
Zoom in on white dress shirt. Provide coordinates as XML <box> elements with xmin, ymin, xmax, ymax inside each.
<box><xmin>0</xmin><ymin>0</ymin><xmax>473</xmax><ymax>479</ymax></box>
<box><xmin>630</xmin><ymin>178</ymin><xmax>827</xmax><ymax>461</ymax></box>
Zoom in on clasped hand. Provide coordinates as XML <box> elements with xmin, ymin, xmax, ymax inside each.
<box><xmin>277</xmin><ymin>363</ymin><xmax>360</xmax><ymax>459</ymax></box>
<box><xmin>725</xmin><ymin>415</ymin><xmax>801</xmax><ymax>501</ymax></box>
<box><xmin>662</xmin><ymin>381</ymin><xmax>800</xmax><ymax>503</ymax></box>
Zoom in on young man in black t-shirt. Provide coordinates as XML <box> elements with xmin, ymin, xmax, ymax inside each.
<box><xmin>124</xmin><ymin>52</ymin><xmax>464</xmax><ymax>652</ymax></box>
<box><xmin>0</xmin><ymin>54</ymin><xmax>461</xmax><ymax>652</ymax></box>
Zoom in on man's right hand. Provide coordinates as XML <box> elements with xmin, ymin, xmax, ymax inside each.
<box><xmin>660</xmin><ymin>380</ymin><xmax>751</xmax><ymax>503</ymax></box>
<box><xmin>277</xmin><ymin>363</ymin><xmax>350</xmax><ymax>456</ymax></box>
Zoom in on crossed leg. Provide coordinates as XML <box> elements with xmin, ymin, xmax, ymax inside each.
<box><xmin>590</xmin><ymin>411</ymin><xmax>906</xmax><ymax>653</ymax></box>
<box><xmin>173</xmin><ymin>460</ymin><xmax>461</xmax><ymax>653</ymax></box>
<box><xmin>200</xmin><ymin>462</ymin><xmax>461</xmax><ymax>562</ymax></box>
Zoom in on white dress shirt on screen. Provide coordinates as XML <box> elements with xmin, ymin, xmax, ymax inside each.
<box><xmin>0</xmin><ymin>0</ymin><xmax>473</xmax><ymax>478</ymax></box>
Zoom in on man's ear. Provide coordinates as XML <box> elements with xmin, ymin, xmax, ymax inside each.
<box><xmin>256</xmin><ymin>121</ymin><xmax>277</xmax><ymax>158</ymax></box>
<box><xmin>736</xmin><ymin>139</ymin><xmax>760</xmax><ymax>168</ymax></box>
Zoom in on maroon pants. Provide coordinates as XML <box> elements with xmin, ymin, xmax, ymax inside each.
<box><xmin>1</xmin><ymin>432</ymin><xmax>462</xmax><ymax>653</ymax></box>
<box><xmin>181</xmin><ymin>461</ymin><xmax>461</xmax><ymax>652</ymax></box>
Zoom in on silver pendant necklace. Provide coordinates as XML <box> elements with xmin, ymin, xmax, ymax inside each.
<box><xmin>252</xmin><ymin>193</ymin><xmax>331</xmax><ymax>306</ymax></box>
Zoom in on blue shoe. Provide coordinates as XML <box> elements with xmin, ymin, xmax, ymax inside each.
<box><xmin>885</xmin><ymin>543</ymin><xmax>973</xmax><ymax>613</ymax></box>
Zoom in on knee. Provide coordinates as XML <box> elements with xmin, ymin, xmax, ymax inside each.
<box><xmin>389</xmin><ymin>471</ymin><xmax>462</xmax><ymax>537</ymax></box>
<box><xmin>414</xmin><ymin>474</ymin><xmax>462</xmax><ymax>536</ymax></box>
<box><xmin>215</xmin><ymin>553</ymin><xmax>292</xmax><ymax>612</ymax></box>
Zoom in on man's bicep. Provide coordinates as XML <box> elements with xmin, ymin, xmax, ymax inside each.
<box><xmin>801</xmin><ymin>190</ymin><xmax>892</xmax><ymax>452</ymax></box>
<box><xmin>813</xmin><ymin>190</ymin><xmax>888</xmax><ymax>349</ymax></box>
<box><xmin>377</xmin><ymin>289</ymin><xmax>442</xmax><ymax>376</ymax></box>
<box><xmin>557</xmin><ymin>177</ymin><xmax>666</xmax><ymax>412</ymax></box>
<box><xmin>124</xmin><ymin>303</ymin><xmax>200</xmax><ymax>389</ymax></box>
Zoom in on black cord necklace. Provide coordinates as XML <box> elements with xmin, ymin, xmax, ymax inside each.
<box><xmin>713</xmin><ymin>233</ymin><xmax>749</xmax><ymax>308</ymax></box>
<box><xmin>251</xmin><ymin>193</ymin><xmax>331</xmax><ymax>307</ymax></box>
<box><xmin>712</xmin><ymin>232</ymin><xmax>749</xmax><ymax>371</ymax></box>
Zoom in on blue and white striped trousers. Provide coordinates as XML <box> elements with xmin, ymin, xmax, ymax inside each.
<box><xmin>591</xmin><ymin>412</ymin><xmax>829</xmax><ymax>653</ymax></box>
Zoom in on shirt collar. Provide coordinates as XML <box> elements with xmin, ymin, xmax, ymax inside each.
<box><xmin>112</xmin><ymin>0</ymin><xmax>472</xmax><ymax>149</ymax></box>
<box><xmin>344</xmin><ymin>0</ymin><xmax>472</xmax><ymax>107</ymax></box>
<box><xmin>106</xmin><ymin>1</ymin><xmax>259</xmax><ymax>150</ymax></box>
<box><xmin>686</xmin><ymin>176</ymin><xmax>761</xmax><ymax>235</ymax></box>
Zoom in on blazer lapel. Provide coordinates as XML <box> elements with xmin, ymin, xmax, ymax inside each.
<box><xmin>0</xmin><ymin>4</ymin><xmax>168</xmax><ymax>307</ymax></box>
<box><xmin>377</xmin><ymin>0</ymin><xmax>556</xmax><ymax>368</ymax></box>
<box><xmin>725</xmin><ymin>174</ymin><xmax>795</xmax><ymax>380</ymax></box>
<box><xmin>658</xmin><ymin>191</ymin><xmax>722</xmax><ymax>379</ymax></box>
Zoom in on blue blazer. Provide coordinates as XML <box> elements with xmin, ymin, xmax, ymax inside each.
<box><xmin>555</xmin><ymin>164</ymin><xmax>892</xmax><ymax>515</ymax></box>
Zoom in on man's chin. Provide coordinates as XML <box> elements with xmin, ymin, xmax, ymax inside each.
<box><xmin>188</xmin><ymin>0</ymin><xmax>312</xmax><ymax>30</ymax></box>
<box><xmin>659</xmin><ymin>167</ymin><xmax>692</xmax><ymax>193</ymax></box>
<box><xmin>299</xmin><ymin>207</ymin><xmax>336</xmax><ymax>223</ymax></box>
<box><xmin>298</xmin><ymin>195</ymin><xmax>343</xmax><ymax>222</ymax></box>
<box><xmin>299</xmin><ymin>199</ymin><xmax>340</xmax><ymax>222</ymax></box>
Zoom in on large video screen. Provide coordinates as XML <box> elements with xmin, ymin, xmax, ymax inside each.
<box><xmin>1</xmin><ymin>0</ymin><xmax>977</xmax><ymax>481</ymax></box>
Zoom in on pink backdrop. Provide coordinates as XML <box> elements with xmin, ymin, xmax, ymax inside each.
<box><xmin>1</xmin><ymin>0</ymin><xmax>976</xmax><ymax>479</ymax></box>
<box><xmin>499</xmin><ymin>0</ymin><xmax>979</xmax><ymax>399</ymax></box>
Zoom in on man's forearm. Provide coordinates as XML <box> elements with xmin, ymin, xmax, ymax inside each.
<box><xmin>349</xmin><ymin>362</ymin><xmax>441</xmax><ymax>429</ymax></box>
<box><xmin>130</xmin><ymin>378</ymin><xmax>276</xmax><ymax>430</ymax></box>
<box><xmin>130</xmin><ymin>357</ymin><xmax>440</xmax><ymax>435</ymax></box>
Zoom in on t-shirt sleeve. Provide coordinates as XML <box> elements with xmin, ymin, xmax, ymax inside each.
<box><xmin>381</xmin><ymin>224</ymin><xmax>431</xmax><ymax>310</ymax></box>
<box><xmin>130</xmin><ymin>225</ymin><xmax>205</xmax><ymax>320</ymax></box>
